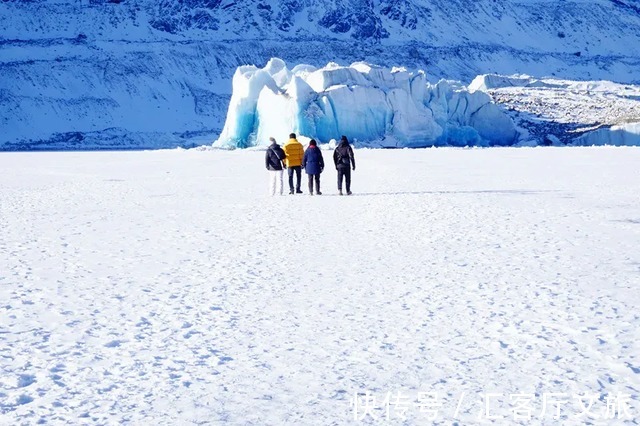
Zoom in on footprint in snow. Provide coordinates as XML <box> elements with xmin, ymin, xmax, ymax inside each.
<box><xmin>218</xmin><ymin>356</ymin><xmax>234</xmax><ymax>365</ymax></box>
<box><xmin>17</xmin><ymin>374</ymin><xmax>35</xmax><ymax>388</ymax></box>
<box><xmin>16</xmin><ymin>395</ymin><xmax>33</xmax><ymax>405</ymax></box>
<box><xmin>50</xmin><ymin>364</ymin><xmax>65</xmax><ymax>373</ymax></box>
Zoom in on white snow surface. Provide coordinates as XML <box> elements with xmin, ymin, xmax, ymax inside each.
<box><xmin>214</xmin><ymin>58</ymin><xmax>517</xmax><ymax>149</ymax></box>
<box><xmin>1</xmin><ymin>148</ymin><xmax>640</xmax><ymax>424</ymax></box>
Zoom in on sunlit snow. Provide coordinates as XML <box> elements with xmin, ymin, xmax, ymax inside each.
<box><xmin>1</xmin><ymin>148</ymin><xmax>640</xmax><ymax>424</ymax></box>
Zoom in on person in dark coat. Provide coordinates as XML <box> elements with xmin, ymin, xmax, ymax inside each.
<box><xmin>302</xmin><ymin>139</ymin><xmax>324</xmax><ymax>195</ymax></box>
<box><xmin>265</xmin><ymin>137</ymin><xmax>286</xmax><ymax>195</ymax></box>
<box><xmin>332</xmin><ymin>135</ymin><xmax>356</xmax><ymax>195</ymax></box>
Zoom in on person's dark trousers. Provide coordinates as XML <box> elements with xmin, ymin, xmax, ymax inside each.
<box><xmin>308</xmin><ymin>174</ymin><xmax>321</xmax><ymax>194</ymax></box>
<box><xmin>337</xmin><ymin>167</ymin><xmax>351</xmax><ymax>193</ymax></box>
<box><xmin>288</xmin><ymin>166</ymin><xmax>302</xmax><ymax>193</ymax></box>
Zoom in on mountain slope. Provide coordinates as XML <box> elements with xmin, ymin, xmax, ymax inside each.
<box><xmin>1</xmin><ymin>0</ymin><xmax>640</xmax><ymax>149</ymax></box>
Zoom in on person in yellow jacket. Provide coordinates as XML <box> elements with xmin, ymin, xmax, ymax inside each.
<box><xmin>283</xmin><ymin>132</ymin><xmax>305</xmax><ymax>194</ymax></box>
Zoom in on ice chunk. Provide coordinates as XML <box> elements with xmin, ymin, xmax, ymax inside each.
<box><xmin>254</xmin><ymin>76</ymin><xmax>317</xmax><ymax>145</ymax></box>
<box><xmin>264</xmin><ymin>57</ymin><xmax>293</xmax><ymax>89</ymax></box>
<box><xmin>215</xmin><ymin>66</ymin><xmax>281</xmax><ymax>148</ymax></box>
<box><xmin>575</xmin><ymin>122</ymin><xmax>640</xmax><ymax>146</ymax></box>
<box><xmin>214</xmin><ymin>58</ymin><xmax>518</xmax><ymax>148</ymax></box>
<box><xmin>387</xmin><ymin>88</ymin><xmax>441</xmax><ymax>147</ymax></box>
<box><xmin>306</xmin><ymin>64</ymin><xmax>370</xmax><ymax>93</ymax></box>
<box><xmin>469</xmin><ymin>74</ymin><xmax>536</xmax><ymax>92</ymax></box>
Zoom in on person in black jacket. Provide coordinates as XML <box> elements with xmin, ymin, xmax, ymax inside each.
<box><xmin>265</xmin><ymin>137</ymin><xmax>286</xmax><ymax>196</ymax></box>
<box><xmin>302</xmin><ymin>139</ymin><xmax>324</xmax><ymax>195</ymax></box>
<box><xmin>332</xmin><ymin>135</ymin><xmax>356</xmax><ymax>195</ymax></box>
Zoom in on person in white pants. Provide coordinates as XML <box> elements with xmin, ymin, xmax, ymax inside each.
<box><xmin>265</xmin><ymin>137</ymin><xmax>286</xmax><ymax>196</ymax></box>
<box><xmin>269</xmin><ymin>169</ymin><xmax>284</xmax><ymax>196</ymax></box>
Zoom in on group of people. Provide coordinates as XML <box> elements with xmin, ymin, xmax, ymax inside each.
<box><xmin>265</xmin><ymin>133</ymin><xmax>356</xmax><ymax>196</ymax></box>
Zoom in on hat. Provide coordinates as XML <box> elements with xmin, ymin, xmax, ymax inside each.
<box><xmin>309</xmin><ymin>139</ymin><xmax>317</xmax><ymax>146</ymax></box>
<box><xmin>340</xmin><ymin>135</ymin><xmax>348</xmax><ymax>142</ymax></box>
<box><xmin>269</xmin><ymin>137</ymin><xmax>276</xmax><ymax>143</ymax></box>
<box><xmin>289</xmin><ymin>133</ymin><xmax>296</xmax><ymax>139</ymax></box>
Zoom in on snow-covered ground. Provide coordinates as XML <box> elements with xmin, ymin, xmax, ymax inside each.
<box><xmin>1</xmin><ymin>148</ymin><xmax>639</xmax><ymax>425</ymax></box>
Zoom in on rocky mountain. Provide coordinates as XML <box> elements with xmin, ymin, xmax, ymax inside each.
<box><xmin>1</xmin><ymin>0</ymin><xmax>640</xmax><ymax>149</ymax></box>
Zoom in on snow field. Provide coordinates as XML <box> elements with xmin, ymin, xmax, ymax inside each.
<box><xmin>1</xmin><ymin>147</ymin><xmax>639</xmax><ymax>424</ymax></box>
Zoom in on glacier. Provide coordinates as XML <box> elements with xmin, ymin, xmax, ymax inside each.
<box><xmin>214</xmin><ymin>58</ymin><xmax>517</xmax><ymax>148</ymax></box>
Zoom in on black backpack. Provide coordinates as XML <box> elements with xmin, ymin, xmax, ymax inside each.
<box><xmin>336</xmin><ymin>145</ymin><xmax>350</xmax><ymax>165</ymax></box>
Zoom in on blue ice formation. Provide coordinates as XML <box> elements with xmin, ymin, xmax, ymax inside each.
<box><xmin>213</xmin><ymin>58</ymin><xmax>518</xmax><ymax>148</ymax></box>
